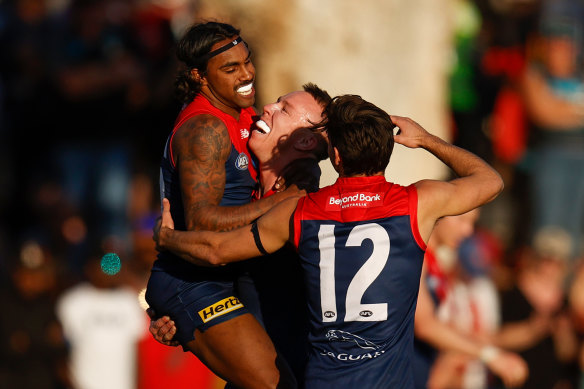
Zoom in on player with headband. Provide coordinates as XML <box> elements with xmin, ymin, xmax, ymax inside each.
<box><xmin>145</xmin><ymin>21</ymin><xmax>330</xmax><ymax>388</ymax></box>
<box><xmin>152</xmin><ymin>95</ymin><xmax>508</xmax><ymax>388</ymax></box>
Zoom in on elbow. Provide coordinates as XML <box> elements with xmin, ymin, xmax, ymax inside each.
<box><xmin>205</xmin><ymin>241</ymin><xmax>229</xmax><ymax>266</ymax></box>
<box><xmin>206</xmin><ymin>254</ymin><xmax>223</xmax><ymax>266</ymax></box>
<box><xmin>494</xmin><ymin>173</ymin><xmax>505</xmax><ymax>196</ymax></box>
<box><xmin>485</xmin><ymin>171</ymin><xmax>505</xmax><ymax>203</ymax></box>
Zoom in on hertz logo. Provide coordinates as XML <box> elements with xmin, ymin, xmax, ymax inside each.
<box><xmin>199</xmin><ymin>296</ymin><xmax>244</xmax><ymax>323</ymax></box>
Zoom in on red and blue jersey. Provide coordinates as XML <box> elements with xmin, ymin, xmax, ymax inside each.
<box><xmin>154</xmin><ymin>94</ymin><xmax>257</xmax><ymax>273</ymax></box>
<box><xmin>292</xmin><ymin>175</ymin><xmax>426</xmax><ymax>388</ymax></box>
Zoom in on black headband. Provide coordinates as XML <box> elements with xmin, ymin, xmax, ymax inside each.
<box><xmin>196</xmin><ymin>36</ymin><xmax>244</xmax><ymax>65</ymax></box>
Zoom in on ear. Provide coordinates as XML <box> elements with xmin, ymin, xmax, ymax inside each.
<box><xmin>294</xmin><ymin>132</ymin><xmax>318</xmax><ymax>152</ymax></box>
<box><xmin>190</xmin><ymin>68</ymin><xmax>207</xmax><ymax>86</ymax></box>
<box><xmin>333</xmin><ymin>147</ymin><xmax>342</xmax><ymax>168</ymax></box>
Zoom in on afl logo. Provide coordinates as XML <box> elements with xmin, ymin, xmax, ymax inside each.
<box><xmin>235</xmin><ymin>152</ymin><xmax>249</xmax><ymax>171</ymax></box>
<box><xmin>359</xmin><ymin>310</ymin><xmax>373</xmax><ymax>317</ymax></box>
<box><xmin>324</xmin><ymin>311</ymin><xmax>336</xmax><ymax>319</ymax></box>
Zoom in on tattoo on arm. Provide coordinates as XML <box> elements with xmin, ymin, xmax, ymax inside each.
<box><xmin>174</xmin><ymin>115</ymin><xmax>284</xmax><ymax>232</ymax></box>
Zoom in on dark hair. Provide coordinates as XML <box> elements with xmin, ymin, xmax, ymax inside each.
<box><xmin>174</xmin><ymin>21</ymin><xmax>241</xmax><ymax>104</ymax></box>
<box><xmin>302</xmin><ymin>83</ymin><xmax>332</xmax><ymax>160</ymax></box>
<box><xmin>324</xmin><ymin>95</ymin><xmax>395</xmax><ymax>176</ymax></box>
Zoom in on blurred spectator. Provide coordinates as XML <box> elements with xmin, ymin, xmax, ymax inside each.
<box><xmin>414</xmin><ymin>209</ymin><xmax>528</xmax><ymax>389</ymax></box>
<box><xmin>124</xmin><ymin>171</ymin><xmax>226</xmax><ymax>389</ymax></box>
<box><xmin>494</xmin><ymin>242</ymin><xmax>580</xmax><ymax>388</ymax></box>
<box><xmin>449</xmin><ymin>0</ymin><xmax>494</xmax><ymax>161</ymax></box>
<box><xmin>123</xmin><ymin>172</ymin><xmax>161</xmax><ymax>291</ymax></box>
<box><xmin>431</xmin><ymin>219</ymin><xmax>505</xmax><ymax>389</ymax></box>
<box><xmin>49</xmin><ymin>0</ymin><xmax>147</xmax><ymax>268</ymax></box>
<box><xmin>519</xmin><ymin>0</ymin><xmax>584</xmax><ymax>263</ymax></box>
<box><xmin>56</xmin><ymin>253</ymin><xmax>146</xmax><ymax>389</ymax></box>
<box><xmin>0</xmin><ymin>0</ymin><xmax>67</xmax><ymax>243</ymax></box>
<box><xmin>568</xmin><ymin>259</ymin><xmax>584</xmax><ymax>388</ymax></box>
<box><xmin>0</xmin><ymin>239</ymin><xmax>69</xmax><ymax>389</ymax></box>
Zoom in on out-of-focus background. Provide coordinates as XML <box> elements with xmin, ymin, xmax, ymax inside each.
<box><xmin>1</xmin><ymin>0</ymin><xmax>583</xmax><ymax>388</ymax></box>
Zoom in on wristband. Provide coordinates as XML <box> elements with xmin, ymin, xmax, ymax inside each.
<box><xmin>479</xmin><ymin>345</ymin><xmax>501</xmax><ymax>364</ymax></box>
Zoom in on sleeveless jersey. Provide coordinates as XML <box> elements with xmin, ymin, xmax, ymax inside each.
<box><xmin>292</xmin><ymin>176</ymin><xmax>426</xmax><ymax>388</ymax></box>
<box><xmin>153</xmin><ymin>94</ymin><xmax>257</xmax><ymax>273</ymax></box>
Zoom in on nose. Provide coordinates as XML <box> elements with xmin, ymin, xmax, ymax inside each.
<box><xmin>241</xmin><ymin>61</ymin><xmax>255</xmax><ymax>82</ymax></box>
<box><xmin>262</xmin><ymin>101</ymin><xmax>278</xmax><ymax>117</ymax></box>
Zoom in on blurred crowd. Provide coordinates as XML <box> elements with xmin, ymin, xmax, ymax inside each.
<box><xmin>434</xmin><ymin>0</ymin><xmax>584</xmax><ymax>388</ymax></box>
<box><xmin>0</xmin><ymin>0</ymin><xmax>224</xmax><ymax>388</ymax></box>
<box><xmin>0</xmin><ymin>0</ymin><xmax>583</xmax><ymax>388</ymax></box>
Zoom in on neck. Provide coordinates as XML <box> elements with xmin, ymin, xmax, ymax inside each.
<box><xmin>200</xmin><ymin>89</ymin><xmax>240</xmax><ymax>120</ymax></box>
<box><xmin>338</xmin><ymin>171</ymin><xmax>385</xmax><ymax>178</ymax></box>
<box><xmin>257</xmin><ymin>152</ymin><xmax>312</xmax><ymax>196</ymax></box>
<box><xmin>257</xmin><ymin>158</ymin><xmax>287</xmax><ymax>197</ymax></box>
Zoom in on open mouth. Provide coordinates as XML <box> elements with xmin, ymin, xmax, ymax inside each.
<box><xmin>254</xmin><ymin>119</ymin><xmax>271</xmax><ymax>134</ymax></box>
<box><xmin>236</xmin><ymin>83</ymin><xmax>253</xmax><ymax>96</ymax></box>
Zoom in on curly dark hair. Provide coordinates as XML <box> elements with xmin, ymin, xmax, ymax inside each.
<box><xmin>174</xmin><ymin>21</ymin><xmax>240</xmax><ymax>104</ymax></box>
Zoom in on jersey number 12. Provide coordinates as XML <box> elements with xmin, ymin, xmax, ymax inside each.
<box><xmin>318</xmin><ymin>223</ymin><xmax>389</xmax><ymax>323</ymax></box>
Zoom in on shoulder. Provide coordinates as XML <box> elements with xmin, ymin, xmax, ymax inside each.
<box><xmin>176</xmin><ymin>113</ymin><xmax>228</xmax><ymax>136</ymax></box>
<box><xmin>172</xmin><ymin>114</ymin><xmax>231</xmax><ymax>159</ymax></box>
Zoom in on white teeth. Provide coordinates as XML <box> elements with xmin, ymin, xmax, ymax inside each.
<box><xmin>255</xmin><ymin>120</ymin><xmax>271</xmax><ymax>134</ymax></box>
<box><xmin>237</xmin><ymin>83</ymin><xmax>253</xmax><ymax>95</ymax></box>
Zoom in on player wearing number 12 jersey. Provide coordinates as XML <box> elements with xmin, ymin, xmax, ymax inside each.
<box><xmin>153</xmin><ymin>94</ymin><xmax>504</xmax><ymax>388</ymax></box>
<box><xmin>291</xmin><ymin>176</ymin><xmax>425</xmax><ymax>387</ymax></box>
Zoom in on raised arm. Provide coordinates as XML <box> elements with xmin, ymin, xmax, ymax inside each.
<box><xmin>156</xmin><ymin>197</ymin><xmax>299</xmax><ymax>266</ymax></box>
<box><xmin>391</xmin><ymin>116</ymin><xmax>504</xmax><ymax>241</ymax></box>
<box><xmin>174</xmin><ymin>115</ymin><xmax>301</xmax><ymax>232</ymax></box>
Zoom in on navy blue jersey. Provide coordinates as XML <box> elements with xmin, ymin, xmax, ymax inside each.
<box><xmin>292</xmin><ymin>176</ymin><xmax>426</xmax><ymax>388</ymax></box>
<box><xmin>153</xmin><ymin>94</ymin><xmax>257</xmax><ymax>274</ymax></box>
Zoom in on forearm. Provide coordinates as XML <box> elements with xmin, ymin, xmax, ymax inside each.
<box><xmin>528</xmin><ymin>98</ymin><xmax>584</xmax><ymax>129</ymax></box>
<box><xmin>187</xmin><ymin>190</ymin><xmax>292</xmax><ymax>231</ymax></box>
<box><xmin>492</xmin><ymin>321</ymin><xmax>546</xmax><ymax>351</ymax></box>
<box><xmin>416</xmin><ymin>317</ymin><xmax>483</xmax><ymax>358</ymax></box>
<box><xmin>159</xmin><ymin>228</ymin><xmax>220</xmax><ymax>266</ymax></box>
<box><xmin>421</xmin><ymin>134</ymin><xmax>500</xmax><ymax>184</ymax></box>
<box><xmin>159</xmin><ymin>223</ymin><xmax>267</xmax><ymax>266</ymax></box>
<box><xmin>419</xmin><ymin>133</ymin><xmax>504</xmax><ymax>210</ymax></box>
<box><xmin>522</xmin><ymin>70</ymin><xmax>584</xmax><ymax>129</ymax></box>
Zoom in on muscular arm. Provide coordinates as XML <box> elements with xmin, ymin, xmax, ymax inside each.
<box><xmin>174</xmin><ymin>114</ymin><xmax>300</xmax><ymax>232</ymax></box>
<box><xmin>156</xmin><ymin>197</ymin><xmax>299</xmax><ymax>265</ymax></box>
<box><xmin>390</xmin><ymin>116</ymin><xmax>504</xmax><ymax>242</ymax></box>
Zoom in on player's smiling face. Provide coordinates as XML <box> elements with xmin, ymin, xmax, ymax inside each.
<box><xmin>201</xmin><ymin>36</ymin><xmax>256</xmax><ymax>113</ymax></box>
<box><xmin>248</xmin><ymin>91</ymin><xmax>323</xmax><ymax>163</ymax></box>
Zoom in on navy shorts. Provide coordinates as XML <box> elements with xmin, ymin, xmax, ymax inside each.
<box><xmin>145</xmin><ymin>268</ymin><xmax>256</xmax><ymax>347</ymax></box>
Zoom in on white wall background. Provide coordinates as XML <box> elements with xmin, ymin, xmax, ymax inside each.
<box><xmin>195</xmin><ymin>0</ymin><xmax>457</xmax><ymax>186</ymax></box>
